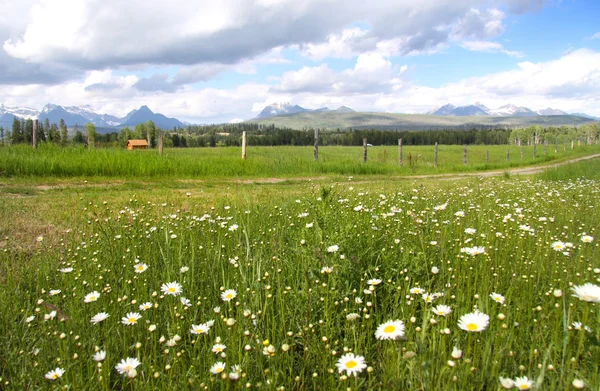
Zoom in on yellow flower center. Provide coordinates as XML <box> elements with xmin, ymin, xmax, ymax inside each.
<box><xmin>466</xmin><ymin>323</ymin><xmax>478</xmax><ymax>331</ymax></box>
<box><xmin>51</xmin><ymin>374</ymin><xmax>58</xmax><ymax>379</ymax></box>
<box><xmin>168</xmin><ymin>287</ymin><xmax>176</xmax><ymax>292</ymax></box>
<box><xmin>215</xmin><ymin>367</ymin><xmax>223</xmax><ymax>373</ymax></box>
<box><xmin>226</xmin><ymin>294</ymin><xmax>233</xmax><ymax>299</ymax></box>
<box><xmin>137</xmin><ymin>266</ymin><xmax>143</xmax><ymax>270</ymax></box>
<box><xmin>128</xmin><ymin>317</ymin><xmax>136</xmax><ymax>323</ymax></box>
<box><xmin>346</xmin><ymin>360</ymin><xmax>357</xmax><ymax>369</ymax></box>
<box><xmin>519</xmin><ymin>385</ymin><xmax>529</xmax><ymax>390</ymax></box>
<box><xmin>383</xmin><ymin>325</ymin><xmax>396</xmax><ymax>333</ymax></box>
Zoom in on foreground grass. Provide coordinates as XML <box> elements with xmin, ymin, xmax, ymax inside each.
<box><xmin>1</xmin><ymin>143</ymin><xmax>599</xmax><ymax>178</ymax></box>
<box><xmin>1</xmin><ymin>168</ymin><xmax>599</xmax><ymax>389</ymax></box>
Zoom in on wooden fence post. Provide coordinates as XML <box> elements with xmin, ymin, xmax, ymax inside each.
<box><xmin>571</xmin><ymin>139</ymin><xmax>574</xmax><ymax>150</ymax></box>
<box><xmin>363</xmin><ymin>138</ymin><xmax>367</xmax><ymax>163</ymax></box>
<box><xmin>544</xmin><ymin>140</ymin><xmax>547</xmax><ymax>155</ymax></box>
<box><xmin>32</xmin><ymin>119</ymin><xmax>37</xmax><ymax>149</ymax></box>
<box><xmin>242</xmin><ymin>131</ymin><xmax>247</xmax><ymax>160</ymax></box>
<box><xmin>463</xmin><ymin>144</ymin><xmax>467</xmax><ymax>165</ymax></box>
<box><xmin>506</xmin><ymin>149</ymin><xmax>509</xmax><ymax>162</ymax></box>
<box><xmin>485</xmin><ymin>149</ymin><xmax>489</xmax><ymax>164</ymax></box>
<box><xmin>398</xmin><ymin>138</ymin><xmax>403</xmax><ymax>166</ymax></box>
<box><xmin>314</xmin><ymin>128</ymin><xmax>319</xmax><ymax>162</ymax></box>
<box><xmin>533</xmin><ymin>141</ymin><xmax>537</xmax><ymax>159</ymax></box>
<box><xmin>554</xmin><ymin>137</ymin><xmax>558</xmax><ymax>153</ymax></box>
<box><xmin>434</xmin><ymin>142</ymin><xmax>438</xmax><ymax>168</ymax></box>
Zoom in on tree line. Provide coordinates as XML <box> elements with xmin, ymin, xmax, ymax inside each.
<box><xmin>2</xmin><ymin>118</ymin><xmax>598</xmax><ymax>148</ymax></box>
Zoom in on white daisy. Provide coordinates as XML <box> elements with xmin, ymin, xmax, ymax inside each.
<box><xmin>335</xmin><ymin>353</ymin><xmax>367</xmax><ymax>376</ymax></box>
<box><xmin>551</xmin><ymin>241</ymin><xmax>566</xmax><ymax>251</ymax></box>
<box><xmin>139</xmin><ymin>302</ymin><xmax>153</xmax><ymax>311</ymax></box>
<box><xmin>367</xmin><ymin>279</ymin><xmax>382</xmax><ymax>286</ymax></box>
<box><xmin>210</xmin><ymin>362</ymin><xmax>226</xmax><ymax>375</ymax></box>
<box><xmin>327</xmin><ymin>245</ymin><xmax>339</xmax><ymax>253</ymax></box>
<box><xmin>513</xmin><ymin>376</ymin><xmax>533</xmax><ymax>390</ymax></box>
<box><xmin>431</xmin><ymin>305</ymin><xmax>452</xmax><ymax>317</ymax></box>
<box><xmin>180</xmin><ymin>297</ymin><xmax>192</xmax><ymax>307</ymax></box>
<box><xmin>121</xmin><ymin>312</ymin><xmax>141</xmax><ymax>325</ymax></box>
<box><xmin>161</xmin><ymin>281</ymin><xmax>183</xmax><ymax>296</ymax></box>
<box><xmin>374</xmin><ymin>320</ymin><xmax>405</xmax><ymax>340</ymax></box>
<box><xmin>90</xmin><ymin>312</ymin><xmax>110</xmax><ymax>324</ymax></box>
<box><xmin>499</xmin><ymin>377</ymin><xmax>514</xmax><ymax>389</ymax></box>
<box><xmin>93</xmin><ymin>350</ymin><xmax>106</xmax><ymax>362</ymax></box>
<box><xmin>490</xmin><ymin>292</ymin><xmax>505</xmax><ymax>304</ymax></box>
<box><xmin>115</xmin><ymin>357</ymin><xmax>140</xmax><ymax>376</ymax></box>
<box><xmin>221</xmin><ymin>289</ymin><xmax>237</xmax><ymax>302</ymax></box>
<box><xmin>571</xmin><ymin>283</ymin><xmax>600</xmax><ymax>303</ymax></box>
<box><xmin>212</xmin><ymin>343</ymin><xmax>226</xmax><ymax>354</ymax></box>
<box><xmin>44</xmin><ymin>367</ymin><xmax>64</xmax><ymax>380</ymax></box>
<box><xmin>581</xmin><ymin>235</ymin><xmax>594</xmax><ymax>243</ymax></box>
<box><xmin>84</xmin><ymin>291</ymin><xmax>100</xmax><ymax>303</ymax></box>
<box><xmin>134</xmin><ymin>263</ymin><xmax>148</xmax><ymax>273</ymax></box>
<box><xmin>457</xmin><ymin>311</ymin><xmax>489</xmax><ymax>332</ymax></box>
<box><xmin>190</xmin><ymin>322</ymin><xmax>212</xmax><ymax>335</ymax></box>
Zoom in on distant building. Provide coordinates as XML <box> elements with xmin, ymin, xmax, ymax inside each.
<box><xmin>127</xmin><ymin>140</ymin><xmax>149</xmax><ymax>150</ymax></box>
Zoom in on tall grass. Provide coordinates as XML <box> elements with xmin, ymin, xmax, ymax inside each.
<box><xmin>0</xmin><ymin>176</ymin><xmax>599</xmax><ymax>389</ymax></box>
<box><xmin>537</xmin><ymin>158</ymin><xmax>600</xmax><ymax>180</ymax></box>
<box><xmin>1</xmin><ymin>143</ymin><xmax>598</xmax><ymax>178</ymax></box>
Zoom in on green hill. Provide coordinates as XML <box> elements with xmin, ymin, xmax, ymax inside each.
<box><xmin>248</xmin><ymin>111</ymin><xmax>595</xmax><ymax>130</ymax></box>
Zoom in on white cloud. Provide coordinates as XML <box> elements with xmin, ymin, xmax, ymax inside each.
<box><xmin>273</xmin><ymin>54</ymin><xmax>406</xmax><ymax>94</ymax></box>
<box><xmin>451</xmin><ymin>8</ymin><xmax>506</xmax><ymax>39</ymax></box>
<box><xmin>592</xmin><ymin>32</ymin><xmax>600</xmax><ymax>40</ymax></box>
<box><xmin>2</xmin><ymin>48</ymin><xmax>600</xmax><ymax>122</ymax></box>
<box><xmin>460</xmin><ymin>41</ymin><xmax>523</xmax><ymax>57</ymax></box>
<box><xmin>2</xmin><ymin>0</ymin><xmax>542</xmax><ymax>73</ymax></box>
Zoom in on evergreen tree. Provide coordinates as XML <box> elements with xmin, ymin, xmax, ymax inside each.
<box><xmin>12</xmin><ymin>117</ymin><xmax>21</xmax><ymax>144</ymax></box>
<box><xmin>59</xmin><ymin>119</ymin><xmax>68</xmax><ymax>145</ymax></box>
<box><xmin>24</xmin><ymin>119</ymin><xmax>33</xmax><ymax>144</ymax></box>
<box><xmin>0</xmin><ymin>126</ymin><xmax>4</xmax><ymax>145</ymax></box>
<box><xmin>49</xmin><ymin>124</ymin><xmax>60</xmax><ymax>143</ymax></box>
<box><xmin>74</xmin><ymin>130</ymin><xmax>84</xmax><ymax>143</ymax></box>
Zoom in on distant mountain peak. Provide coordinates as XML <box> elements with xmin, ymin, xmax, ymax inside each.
<box><xmin>256</xmin><ymin>102</ymin><xmax>309</xmax><ymax>119</ymax></box>
<box><xmin>256</xmin><ymin>102</ymin><xmax>357</xmax><ymax>119</ymax></box>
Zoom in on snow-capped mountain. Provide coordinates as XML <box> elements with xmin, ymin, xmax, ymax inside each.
<box><xmin>0</xmin><ymin>102</ymin><xmax>184</xmax><ymax>129</ymax></box>
<box><xmin>0</xmin><ymin>104</ymin><xmax>39</xmax><ymax>119</ymax></box>
<box><xmin>427</xmin><ymin>103</ymin><xmax>588</xmax><ymax>118</ymax></box>
<box><xmin>256</xmin><ymin>102</ymin><xmax>356</xmax><ymax>118</ymax></box>
<box><xmin>39</xmin><ymin>104</ymin><xmax>123</xmax><ymax>128</ymax></box>
<box><xmin>257</xmin><ymin>102</ymin><xmax>309</xmax><ymax>118</ymax></box>
<box><xmin>536</xmin><ymin>108</ymin><xmax>568</xmax><ymax>116</ymax></box>
<box><xmin>427</xmin><ymin>104</ymin><xmax>456</xmax><ymax>116</ymax></box>
<box><xmin>488</xmin><ymin>104</ymin><xmax>537</xmax><ymax>117</ymax></box>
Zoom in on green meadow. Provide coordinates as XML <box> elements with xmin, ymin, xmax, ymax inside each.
<box><xmin>1</xmin><ymin>143</ymin><xmax>599</xmax><ymax>178</ymax></box>
<box><xmin>0</xmin><ymin>146</ymin><xmax>599</xmax><ymax>390</ymax></box>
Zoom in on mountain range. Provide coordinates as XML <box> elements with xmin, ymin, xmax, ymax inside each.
<box><xmin>257</xmin><ymin>102</ymin><xmax>356</xmax><ymax>119</ymax></box>
<box><xmin>0</xmin><ymin>103</ymin><xmax>185</xmax><ymax>130</ymax></box>
<box><xmin>427</xmin><ymin>102</ymin><xmax>600</xmax><ymax>119</ymax></box>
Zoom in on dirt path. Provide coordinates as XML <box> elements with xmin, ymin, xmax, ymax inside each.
<box><xmin>406</xmin><ymin>152</ymin><xmax>600</xmax><ymax>181</ymax></box>
<box><xmin>237</xmin><ymin>153</ymin><xmax>600</xmax><ymax>184</ymax></box>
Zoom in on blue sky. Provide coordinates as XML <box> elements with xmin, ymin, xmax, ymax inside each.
<box><xmin>1</xmin><ymin>0</ymin><xmax>599</xmax><ymax>123</ymax></box>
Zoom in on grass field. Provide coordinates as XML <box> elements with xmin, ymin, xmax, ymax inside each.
<box><xmin>1</xmin><ymin>148</ymin><xmax>600</xmax><ymax>390</ymax></box>
<box><xmin>0</xmin><ymin>143</ymin><xmax>599</xmax><ymax>179</ymax></box>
